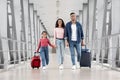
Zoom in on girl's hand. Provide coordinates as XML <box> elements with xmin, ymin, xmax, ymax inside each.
<box><xmin>35</xmin><ymin>50</ymin><xmax>38</xmax><ymax>53</ymax></box>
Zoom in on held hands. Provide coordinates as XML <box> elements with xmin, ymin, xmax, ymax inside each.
<box><xmin>35</xmin><ymin>50</ymin><xmax>39</xmax><ymax>53</ymax></box>
<box><xmin>65</xmin><ymin>40</ymin><xmax>84</xmax><ymax>47</ymax></box>
<box><xmin>53</xmin><ymin>40</ymin><xmax>84</xmax><ymax>48</ymax></box>
<box><xmin>53</xmin><ymin>44</ymin><xmax>57</xmax><ymax>48</ymax></box>
<box><xmin>65</xmin><ymin>40</ymin><xmax>69</xmax><ymax>47</ymax></box>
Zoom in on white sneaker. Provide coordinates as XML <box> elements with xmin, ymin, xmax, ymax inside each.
<box><xmin>42</xmin><ymin>66</ymin><xmax>46</xmax><ymax>70</ymax></box>
<box><xmin>76</xmin><ymin>62</ymin><xmax>80</xmax><ymax>69</ymax></box>
<box><xmin>46</xmin><ymin>65</ymin><xmax>48</xmax><ymax>69</ymax></box>
<box><xmin>72</xmin><ymin>65</ymin><xmax>76</xmax><ymax>70</ymax></box>
<box><xmin>59</xmin><ymin>65</ymin><xmax>64</xmax><ymax>70</ymax></box>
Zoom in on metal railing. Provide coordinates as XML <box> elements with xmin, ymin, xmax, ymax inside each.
<box><xmin>0</xmin><ymin>36</ymin><xmax>35</xmax><ymax>72</ymax></box>
<box><xmin>87</xmin><ymin>33</ymin><xmax>120</xmax><ymax>71</ymax></box>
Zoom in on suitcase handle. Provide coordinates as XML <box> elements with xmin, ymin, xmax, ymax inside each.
<box><xmin>82</xmin><ymin>45</ymin><xmax>87</xmax><ymax>49</ymax></box>
<box><xmin>81</xmin><ymin>45</ymin><xmax>91</xmax><ymax>52</ymax></box>
<box><xmin>81</xmin><ymin>45</ymin><xmax>90</xmax><ymax>52</ymax></box>
<box><xmin>34</xmin><ymin>52</ymin><xmax>40</xmax><ymax>53</ymax></box>
<box><xmin>34</xmin><ymin>52</ymin><xmax>40</xmax><ymax>56</ymax></box>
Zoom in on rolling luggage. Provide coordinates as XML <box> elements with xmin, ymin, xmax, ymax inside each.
<box><xmin>80</xmin><ymin>46</ymin><xmax>91</xmax><ymax>68</ymax></box>
<box><xmin>31</xmin><ymin>52</ymin><xmax>41</xmax><ymax>69</ymax></box>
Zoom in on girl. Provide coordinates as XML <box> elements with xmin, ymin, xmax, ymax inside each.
<box><xmin>54</xmin><ymin>18</ymin><xmax>65</xmax><ymax>70</ymax></box>
<box><xmin>36</xmin><ymin>31</ymin><xmax>55</xmax><ymax>70</ymax></box>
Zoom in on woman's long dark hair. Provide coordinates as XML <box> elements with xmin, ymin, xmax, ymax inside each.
<box><xmin>55</xmin><ymin>18</ymin><xmax>65</xmax><ymax>28</ymax></box>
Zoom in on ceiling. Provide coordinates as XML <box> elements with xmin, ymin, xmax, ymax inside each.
<box><xmin>29</xmin><ymin>0</ymin><xmax>88</xmax><ymax>36</ymax></box>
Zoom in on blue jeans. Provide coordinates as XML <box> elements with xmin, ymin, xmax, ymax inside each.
<box><xmin>69</xmin><ymin>41</ymin><xmax>81</xmax><ymax>65</ymax></box>
<box><xmin>56</xmin><ymin>39</ymin><xmax>65</xmax><ymax>65</ymax></box>
<box><xmin>40</xmin><ymin>47</ymin><xmax>49</xmax><ymax>67</ymax></box>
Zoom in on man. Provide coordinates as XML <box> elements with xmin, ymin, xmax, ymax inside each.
<box><xmin>65</xmin><ymin>12</ymin><xmax>84</xmax><ymax>70</ymax></box>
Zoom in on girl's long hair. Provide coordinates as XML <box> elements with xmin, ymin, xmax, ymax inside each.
<box><xmin>55</xmin><ymin>18</ymin><xmax>65</xmax><ymax>28</ymax></box>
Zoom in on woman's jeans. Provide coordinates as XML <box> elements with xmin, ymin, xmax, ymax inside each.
<box><xmin>56</xmin><ymin>39</ymin><xmax>65</xmax><ymax>65</ymax></box>
<box><xmin>69</xmin><ymin>41</ymin><xmax>81</xmax><ymax>65</ymax></box>
<box><xmin>40</xmin><ymin>47</ymin><xmax>49</xmax><ymax>67</ymax></box>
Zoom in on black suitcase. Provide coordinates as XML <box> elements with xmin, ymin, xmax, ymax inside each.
<box><xmin>80</xmin><ymin>46</ymin><xmax>91</xmax><ymax>68</ymax></box>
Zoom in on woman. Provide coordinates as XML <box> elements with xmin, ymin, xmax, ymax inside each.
<box><xmin>54</xmin><ymin>18</ymin><xmax>65</xmax><ymax>70</ymax></box>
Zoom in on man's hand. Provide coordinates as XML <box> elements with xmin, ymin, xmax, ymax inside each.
<box><xmin>81</xmin><ymin>40</ymin><xmax>85</xmax><ymax>46</ymax></box>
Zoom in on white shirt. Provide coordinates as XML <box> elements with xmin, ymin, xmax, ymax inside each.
<box><xmin>71</xmin><ymin>24</ymin><xmax>77</xmax><ymax>41</ymax></box>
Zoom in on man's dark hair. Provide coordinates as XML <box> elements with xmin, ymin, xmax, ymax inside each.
<box><xmin>70</xmin><ymin>12</ymin><xmax>75</xmax><ymax>15</ymax></box>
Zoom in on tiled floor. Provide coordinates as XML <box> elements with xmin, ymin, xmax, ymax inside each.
<box><xmin>0</xmin><ymin>54</ymin><xmax>120</xmax><ymax>80</ymax></box>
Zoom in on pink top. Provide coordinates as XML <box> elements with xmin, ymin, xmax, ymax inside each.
<box><xmin>54</xmin><ymin>28</ymin><xmax>64</xmax><ymax>44</ymax></box>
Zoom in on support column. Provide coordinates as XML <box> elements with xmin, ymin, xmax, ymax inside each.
<box><xmin>29</xmin><ymin>4</ymin><xmax>36</xmax><ymax>55</ymax></box>
<box><xmin>33</xmin><ymin>10</ymin><xmax>37</xmax><ymax>49</ymax></box>
<box><xmin>7</xmin><ymin>0</ymin><xmax>18</xmax><ymax>64</ymax></box>
<box><xmin>20</xmin><ymin>0</ymin><xmax>27</xmax><ymax>61</ymax></box>
<box><xmin>111</xmin><ymin>0</ymin><xmax>120</xmax><ymax>67</ymax></box>
<box><xmin>82</xmin><ymin>3</ymin><xmax>89</xmax><ymax>44</ymax></box>
<box><xmin>95</xmin><ymin>0</ymin><xmax>108</xmax><ymax>63</ymax></box>
<box><xmin>13</xmin><ymin>0</ymin><xmax>22</xmax><ymax>63</ymax></box>
<box><xmin>88</xmin><ymin>0</ymin><xmax>97</xmax><ymax>60</ymax></box>
<box><xmin>0</xmin><ymin>0</ymin><xmax>9</xmax><ymax>69</ymax></box>
<box><xmin>28</xmin><ymin>0</ymin><xmax>32</xmax><ymax>59</ymax></box>
<box><xmin>79</xmin><ymin>10</ymin><xmax>83</xmax><ymax>25</ymax></box>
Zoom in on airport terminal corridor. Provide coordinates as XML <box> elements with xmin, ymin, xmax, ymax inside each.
<box><xmin>0</xmin><ymin>0</ymin><xmax>120</xmax><ymax>80</ymax></box>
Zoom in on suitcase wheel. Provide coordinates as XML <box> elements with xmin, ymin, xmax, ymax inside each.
<box><xmin>89</xmin><ymin>66</ymin><xmax>91</xmax><ymax>68</ymax></box>
<box><xmin>37</xmin><ymin>67</ymin><xmax>39</xmax><ymax>69</ymax></box>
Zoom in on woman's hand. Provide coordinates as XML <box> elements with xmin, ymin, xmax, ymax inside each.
<box><xmin>54</xmin><ymin>45</ymin><xmax>57</xmax><ymax>48</ymax></box>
